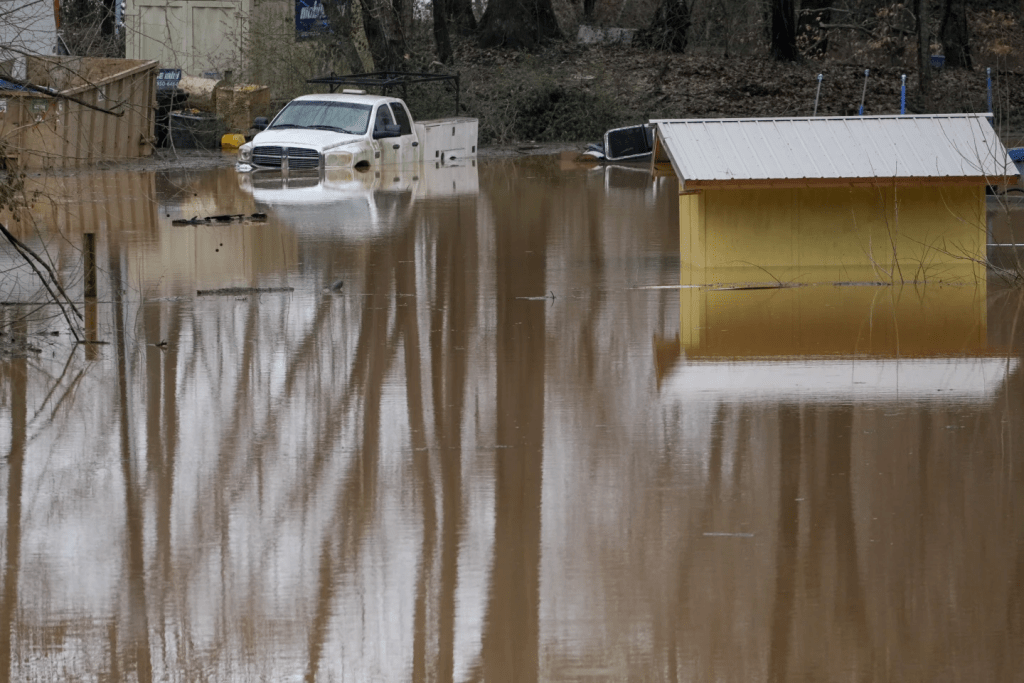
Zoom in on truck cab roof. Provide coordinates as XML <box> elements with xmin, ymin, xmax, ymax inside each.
<box><xmin>289</xmin><ymin>92</ymin><xmax>400</xmax><ymax>107</ymax></box>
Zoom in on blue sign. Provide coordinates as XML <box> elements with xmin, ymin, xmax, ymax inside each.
<box><xmin>156</xmin><ymin>68</ymin><xmax>182</xmax><ymax>90</ymax></box>
<box><xmin>296</xmin><ymin>0</ymin><xmax>346</xmax><ymax>40</ymax></box>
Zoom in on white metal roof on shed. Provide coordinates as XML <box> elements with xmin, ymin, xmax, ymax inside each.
<box><xmin>652</xmin><ymin>113</ymin><xmax>1014</xmax><ymax>186</ymax></box>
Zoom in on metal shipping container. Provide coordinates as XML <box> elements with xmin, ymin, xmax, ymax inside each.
<box><xmin>0</xmin><ymin>56</ymin><xmax>158</xmax><ymax>169</ymax></box>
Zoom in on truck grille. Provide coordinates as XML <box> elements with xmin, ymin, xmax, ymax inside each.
<box><xmin>253</xmin><ymin>146</ymin><xmax>283</xmax><ymax>167</ymax></box>
<box><xmin>252</xmin><ymin>146</ymin><xmax>320</xmax><ymax>170</ymax></box>
<box><xmin>287</xmin><ymin>148</ymin><xmax>320</xmax><ymax>169</ymax></box>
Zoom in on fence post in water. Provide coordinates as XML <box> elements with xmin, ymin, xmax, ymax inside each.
<box><xmin>859</xmin><ymin>69</ymin><xmax>869</xmax><ymax>115</ymax></box>
<box><xmin>900</xmin><ymin>74</ymin><xmax>906</xmax><ymax>115</ymax></box>
<box><xmin>813</xmin><ymin>73</ymin><xmax>823</xmax><ymax>116</ymax></box>
<box><xmin>83</xmin><ymin>232</ymin><xmax>97</xmax><ymax>298</ymax></box>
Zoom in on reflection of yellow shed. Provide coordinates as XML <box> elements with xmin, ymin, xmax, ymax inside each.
<box><xmin>652</xmin><ymin>114</ymin><xmax>1017</xmax><ymax>285</ymax></box>
<box><xmin>654</xmin><ymin>284</ymin><xmax>1018</xmax><ymax>403</ymax></box>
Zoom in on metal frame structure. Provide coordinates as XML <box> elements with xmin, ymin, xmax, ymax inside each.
<box><xmin>306</xmin><ymin>72</ymin><xmax>461</xmax><ymax>116</ymax></box>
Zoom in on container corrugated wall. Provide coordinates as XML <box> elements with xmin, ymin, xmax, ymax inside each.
<box><xmin>0</xmin><ymin>56</ymin><xmax>157</xmax><ymax>169</ymax></box>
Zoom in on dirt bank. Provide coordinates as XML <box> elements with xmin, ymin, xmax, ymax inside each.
<box><xmin>435</xmin><ymin>27</ymin><xmax>1024</xmax><ymax>146</ymax></box>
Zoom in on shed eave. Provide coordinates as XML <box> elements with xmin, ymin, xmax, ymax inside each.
<box><xmin>675</xmin><ymin>175</ymin><xmax>1008</xmax><ymax>191</ymax></box>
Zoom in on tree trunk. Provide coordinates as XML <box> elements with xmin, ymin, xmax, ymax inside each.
<box><xmin>770</xmin><ymin>0</ymin><xmax>798</xmax><ymax>61</ymax></box>
<box><xmin>477</xmin><ymin>0</ymin><xmax>562</xmax><ymax>50</ymax></box>
<box><xmin>646</xmin><ymin>0</ymin><xmax>691</xmax><ymax>53</ymax></box>
<box><xmin>100</xmin><ymin>0</ymin><xmax>116</xmax><ymax>37</ymax></box>
<box><xmin>940</xmin><ymin>0</ymin><xmax>971</xmax><ymax>69</ymax></box>
<box><xmin>448</xmin><ymin>0</ymin><xmax>478</xmax><ymax>32</ymax></box>
<box><xmin>359</xmin><ymin>0</ymin><xmax>406</xmax><ymax>71</ymax></box>
<box><xmin>583</xmin><ymin>0</ymin><xmax>596</xmax><ymax>22</ymax></box>
<box><xmin>323</xmin><ymin>0</ymin><xmax>370</xmax><ymax>74</ymax></box>
<box><xmin>915</xmin><ymin>0</ymin><xmax>931</xmax><ymax>96</ymax></box>
<box><xmin>394</xmin><ymin>0</ymin><xmax>413</xmax><ymax>44</ymax></box>
<box><xmin>433</xmin><ymin>0</ymin><xmax>453</xmax><ymax>63</ymax></box>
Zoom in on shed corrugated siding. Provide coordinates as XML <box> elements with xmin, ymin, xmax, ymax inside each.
<box><xmin>678</xmin><ymin>184</ymin><xmax>986</xmax><ymax>285</ymax></box>
<box><xmin>653</xmin><ymin>114</ymin><xmax>1013</xmax><ymax>183</ymax></box>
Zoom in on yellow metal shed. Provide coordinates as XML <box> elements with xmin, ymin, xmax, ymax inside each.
<box><xmin>652</xmin><ymin>113</ymin><xmax>1017</xmax><ymax>286</ymax></box>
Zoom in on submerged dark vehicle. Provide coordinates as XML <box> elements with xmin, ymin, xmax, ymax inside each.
<box><xmin>584</xmin><ymin>123</ymin><xmax>655</xmax><ymax>162</ymax></box>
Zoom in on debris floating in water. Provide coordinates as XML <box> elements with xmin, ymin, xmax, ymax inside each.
<box><xmin>173</xmin><ymin>213</ymin><xmax>267</xmax><ymax>226</ymax></box>
<box><xmin>196</xmin><ymin>286</ymin><xmax>294</xmax><ymax>296</ymax></box>
<box><xmin>515</xmin><ymin>291</ymin><xmax>556</xmax><ymax>301</ymax></box>
<box><xmin>702</xmin><ymin>532</ymin><xmax>755</xmax><ymax>538</ymax></box>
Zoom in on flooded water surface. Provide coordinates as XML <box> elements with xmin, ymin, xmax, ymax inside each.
<box><xmin>1</xmin><ymin>155</ymin><xmax>1023</xmax><ymax>681</ymax></box>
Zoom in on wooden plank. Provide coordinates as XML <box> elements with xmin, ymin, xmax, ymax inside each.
<box><xmin>57</xmin><ymin>96</ymin><xmax>69</xmax><ymax>168</ymax></box>
<box><xmin>0</xmin><ymin>93</ymin><xmax>22</xmax><ymax>167</ymax></box>
<box><xmin>144</xmin><ymin>68</ymin><xmax>156</xmax><ymax>156</ymax></box>
<box><xmin>17</xmin><ymin>96</ymin><xmax>29</xmax><ymax>169</ymax></box>
<box><xmin>37</xmin><ymin>99</ymin><xmax>60</xmax><ymax>169</ymax></box>
<box><xmin>126</xmin><ymin>74</ymin><xmax>138</xmax><ymax>159</ymax></box>
<box><xmin>134</xmin><ymin>70</ymin><xmax>154</xmax><ymax>158</ymax></box>
<box><xmin>88</xmin><ymin>87</ymin><xmax>99</xmax><ymax>162</ymax></box>
<box><xmin>112</xmin><ymin>79</ymin><xmax>125</xmax><ymax>160</ymax></box>
<box><xmin>103</xmin><ymin>82</ymin><xmax>115</xmax><ymax>161</ymax></box>
<box><xmin>66</xmin><ymin>100</ymin><xmax>81</xmax><ymax>168</ymax></box>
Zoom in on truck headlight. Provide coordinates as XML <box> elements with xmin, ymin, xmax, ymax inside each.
<box><xmin>238</xmin><ymin>145</ymin><xmax>252</xmax><ymax>163</ymax></box>
<box><xmin>326</xmin><ymin>151</ymin><xmax>353</xmax><ymax>168</ymax></box>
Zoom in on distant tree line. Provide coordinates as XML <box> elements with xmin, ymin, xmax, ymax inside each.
<box><xmin>343</xmin><ymin>0</ymin><xmax>998</xmax><ymax>73</ymax></box>
<box><xmin>51</xmin><ymin>0</ymin><xmax>1010</xmax><ymax>79</ymax></box>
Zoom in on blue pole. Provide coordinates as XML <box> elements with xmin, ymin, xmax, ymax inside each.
<box><xmin>813</xmin><ymin>73</ymin><xmax>823</xmax><ymax>116</ymax></box>
<box><xmin>900</xmin><ymin>74</ymin><xmax>906</xmax><ymax>115</ymax></box>
<box><xmin>987</xmin><ymin>67</ymin><xmax>993</xmax><ymax>114</ymax></box>
<box><xmin>859</xmin><ymin>69</ymin><xmax>869</xmax><ymax>116</ymax></box>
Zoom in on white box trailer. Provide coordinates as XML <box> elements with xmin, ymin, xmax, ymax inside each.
<box><xmin>416</xmin><ymin>117</ymin><xmax>478</xmax><ymax>164</ymax></box>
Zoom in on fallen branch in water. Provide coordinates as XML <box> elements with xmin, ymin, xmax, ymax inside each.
<box><xmin>0</xmin><ymin>220</ymin><xmax>83</xmax><ymax>343</ymax></box>
<box><xmin>196</xmin><ymin>286</ymin><xmax>295</xmax><ymax>296</ymax></box>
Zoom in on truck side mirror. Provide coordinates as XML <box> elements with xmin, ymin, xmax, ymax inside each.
<box><xmin>373</xmin><ymin>123</ymin><xmax>401</xmax><ymax>139</ymax></box>
<box><xmin>253</xmin><ymin>116</ymin><xmax>269</xmax><ymax>131</ymax></box>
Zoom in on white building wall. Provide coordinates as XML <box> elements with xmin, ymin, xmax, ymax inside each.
<box><xmin>0</xmin><ymin>0</ymin><xmax>59</xmax><ymax>80</ymax></box>
<box><xmin>124</xmin><ymin>0</ymin><xmax>253</xmax><ymax>76</ymax></box>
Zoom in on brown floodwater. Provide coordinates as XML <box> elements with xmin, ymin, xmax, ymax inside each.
<box><xmin>1</xmin><ymin>155</ymin><xmax>1023</xmax><ymax>682</ymax></box>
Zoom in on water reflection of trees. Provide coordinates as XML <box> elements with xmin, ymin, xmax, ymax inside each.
<box><xmin>1</xmin><ymin>165</ymin><xmax>1023</xmax><ymax>681</ymax></box>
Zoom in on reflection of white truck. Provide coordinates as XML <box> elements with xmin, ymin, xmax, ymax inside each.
<box><xmin>236</xmin><ymin>84</ymin><xmax>478</xmax><ymax>172</ymax></box>
<box><xmin>237</xmin><ymin>161</ymin><xmax>479</xmax><ymax>237</ymax></box>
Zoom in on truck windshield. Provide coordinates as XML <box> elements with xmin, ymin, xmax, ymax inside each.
<box><xmin>270</xmin><ymin>101</ymin><xmax>372</xmax><ymax>134</ymax></box>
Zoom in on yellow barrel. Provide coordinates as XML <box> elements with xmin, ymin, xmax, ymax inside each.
<box><xmin>221</xmin><ymin>133</ymin><xmax>246</xmax><ymax>149</ymax></box>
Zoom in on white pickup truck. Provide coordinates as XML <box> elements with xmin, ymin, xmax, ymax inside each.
<box><xmin>236</xmin><ymin>89</ymin><xmax>478</xmax><ymax>172</ymax></box>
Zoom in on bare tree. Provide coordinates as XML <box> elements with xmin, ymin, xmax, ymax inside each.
<box><xmin>940</xmin><ymin>0</ymin><xmax>971</xmax><ymax>69</ymax></box>
<box><xmin>433</xmin><ymin>0</ymin><xmax>454</xmax><ymax>64</ymax></box>
<box><xmin>770</xmin><ymin>0</ymin><xmax>798</xmax><ymax>60</ymax></box>
<box><xmin>62</xmin><ymin>0</ymin><xmax>123</xmax><ymax>57</ymax></box>
<box><xmin>320</xmin><ymin>0</ymin><xmax>371</xmax><ymax>74</ymax></box>
<box><xmin>447</xmin><ymin>0</ymin><xmax>477</xmax><ymax>33</ymax></box>
<box><xmin>477</xmin><ymin>0</ymin><xmax>562</xmax><ymax>50</ymax></box>
<box><xmin>359</xmin><ymin>0</ymin><xmax>408</xmax><ymax>70</ymax></box>
<box><xmin>915</xmin><ymin>0</ymin><xmax>931</xmax><ymax>95</ymax></box>
<box><xmin>645</xmin><ymin>0</ymin><xmax>692</xmax><ymax>53</ymax></box>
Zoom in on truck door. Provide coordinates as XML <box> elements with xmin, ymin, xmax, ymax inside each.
<box><xmin>374</xmin><ymin>102</ymin><xmax>417</xmax><ymax>166</ymax></box>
